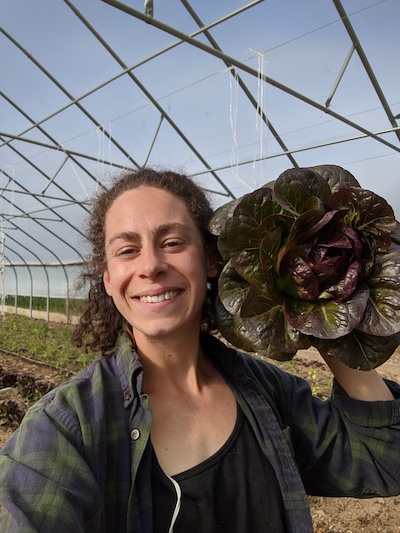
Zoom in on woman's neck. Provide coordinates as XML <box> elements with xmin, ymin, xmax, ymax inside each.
<box><xmin>136</xmin><ymin>331</ymin><xmax>212</xmax><ymax>395</ymax></box>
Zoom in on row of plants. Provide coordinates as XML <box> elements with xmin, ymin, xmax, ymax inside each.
<box><xmin>0</xmin><ymin>314</ymin><xmax>96</xmax><ymax>428</ymax></box>
<box><xmin>4</xmin><ymin>295</ymin><xmax>86</xmax><ymax>316</ymax></box>
<box><xmin>0</xmin><ymin>315</ymin><xmax>95</xmax><ymax>373</ymax></box>
<box><xmin>0</xmin><ymin>366</ymin><xmax>55</xmax><ymax>426</ymax></box>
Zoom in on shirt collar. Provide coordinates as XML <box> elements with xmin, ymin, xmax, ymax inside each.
<box><xmin>200</xmin><ymin>332</ymin><xmax>245</xmax><ymax>378</ymax></box>
<box><xmin>115</xmin><ymin>331</ymin><xmax>143</xmax><ymax>408</ymax></box>
<box><xmin>114</xmin><ymin>330</ymin><xmax>246</xmax><ymax>408</ymax></box>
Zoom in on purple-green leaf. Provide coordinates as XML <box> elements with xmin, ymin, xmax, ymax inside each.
<box><xmin>214</xmin><ymin>297</ymin><xmax>255</xmax><ymax>352</ymax></box>
<box><xmin>330</xmin><ymin>187</ymin><xmax>395</xmax><ymax>251</ymax></box>
<box><xmin>312</xmin><ymin>330</ymin><xmax>400</xmax><ymax>370</ymax></box>
<box><xmin>312</xmin><ymin>164</ymin><xmax>360</xmax><ymax>192</ymax></box>
<box><xmin>357</xmin><ymin>251</ymin><xmax>400</xmax><ymax>336</ymax></box>
<box><xmin>273</xmin><ymin>167</ymin><xmax>331</xmax><ymax>214</ymax></box>
<box><xmin>240</xmin><ymin>282</ymin><xmax>310</xmax><ymax>357</ymax></box>
<box><xmin>284</xmin><ymin>285</ymin><xmax>370</xmax><ymax>339</ymax></box>
<box><xmin>218</xmin><ymin>260</ymin><xmax>250</xmax><ymax>315</ymax></box>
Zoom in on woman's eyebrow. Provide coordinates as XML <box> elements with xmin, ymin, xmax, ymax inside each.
<box><xmin>108</xmin><ymin>223</ymin><xmax>191</xmax><ymax>246</ymax></box>
<box><xmin>108</xmin><ymin>230</ymin><xmax>140</xmax><ymax>246</ymax></box>
<box><xmin>156</xmin><ymin>223</ymin><xmax>191</xmax><ymax>237</ymax></box>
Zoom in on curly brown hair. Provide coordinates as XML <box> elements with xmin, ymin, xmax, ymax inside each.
<box><xmin>72</xmin><ymin>167</ymin><xmax>219</xmax><ymax>354</ymax></box>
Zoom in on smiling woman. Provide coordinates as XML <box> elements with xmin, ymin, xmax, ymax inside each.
<box><xmin>1</xmin><ymin>168</ymin><xmax>400</xmax><ymax>533</ymax></box>
<box><xmin>102</xmin><ymin>185</ymin><xmax>216</xmax><ymax>348</ymax></box>
<box><xmin>72</xmin><ymin>168</ymin><xmax>218</xmax><ymax>354</ymax></box>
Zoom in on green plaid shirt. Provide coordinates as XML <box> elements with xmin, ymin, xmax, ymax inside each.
<box><xmin>1</xmin><ymin>333</ymin><xmax>400</xmax><ymax>532</ymax></box>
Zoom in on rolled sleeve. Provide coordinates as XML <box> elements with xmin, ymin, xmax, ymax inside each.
<box><xmin>331</xmin><ymin>378</ymin><xmax>400</xmax><ymax>427</ymax></box>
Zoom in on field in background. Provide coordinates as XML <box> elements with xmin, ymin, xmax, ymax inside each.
<box><xmin>4</xmin><ymin>295</ymin><xmax>85</xmax><ymax>317</ymax></box>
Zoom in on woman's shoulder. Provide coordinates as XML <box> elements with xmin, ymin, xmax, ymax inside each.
<box><xmin>202</xmin><ymin>332</ymin><xmax>300</xmax><ymax>389</ymax></box>
<box><xmin>25</xmin><ymin>354</ymin><xmax>116</xmax><ymax>417</ymax></box>
<box><xmin>1</xmin><ymin>342</ymin><xmax>139</xmax><ymax>458</ymax></box>
<box><xmin>40</xmin><ymin>333</ymin><xmax>140</xmax><ymax>408</ymax></box>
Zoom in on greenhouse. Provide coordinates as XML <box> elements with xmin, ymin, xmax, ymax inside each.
<box><xmin>1</xmin><ymin>0</ymin><xmax>399</xmax><ymax>321</ymax></box>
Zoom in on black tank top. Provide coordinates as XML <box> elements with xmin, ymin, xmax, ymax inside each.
<box><xmin>151</xmin><ymin>406</ymin><xmax>285</xmax><ymax>532</ymax></box>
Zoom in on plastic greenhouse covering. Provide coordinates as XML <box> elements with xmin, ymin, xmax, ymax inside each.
<box><xmin>1</xmin><ymin>0</ymin><xmax>399</xmax><ymax>320</ymax></box>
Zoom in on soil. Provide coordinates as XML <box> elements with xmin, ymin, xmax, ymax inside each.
<box><xmin>1</xmin><ymin>347</ymin><xmax>400</xmax><ymax>532</ymax></box>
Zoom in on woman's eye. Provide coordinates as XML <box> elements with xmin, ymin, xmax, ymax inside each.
<box><xmin>116</xmin><ymin>247</ymin><xmax>137</xmax><ymax>256</ymax></box>
<box><xmin>164</xmin><ymin>240</ymin><xmax>183</xmax><ymax>249</ymax></box>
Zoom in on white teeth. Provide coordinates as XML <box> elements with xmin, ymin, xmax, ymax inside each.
<box><xmin>139</xmin><ymin>290</ymin><xmax>179</xmax><ymax>303</ymax></box>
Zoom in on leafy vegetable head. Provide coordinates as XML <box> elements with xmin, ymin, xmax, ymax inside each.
<box><xmin>209</xmin><ymin>165</ymin><xmax>400</xmax><ymax>369</ymax></box>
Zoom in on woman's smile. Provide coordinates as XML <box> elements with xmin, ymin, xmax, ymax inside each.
<box><xmin>136</xmin><ymin>289</ymin><xmax>182</xmax><ymax>304</ymax></box>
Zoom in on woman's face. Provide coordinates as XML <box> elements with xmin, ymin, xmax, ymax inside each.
<box><xmin>103</xmin><ymin>186</ymin><xmax>216</xmax><ymax>345</ymax></box>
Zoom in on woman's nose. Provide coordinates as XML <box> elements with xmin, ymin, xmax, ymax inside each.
<box><xmin>138</xmin><ymin>246</ymin><xmax>166</xmax><ymax>278</ymax></box>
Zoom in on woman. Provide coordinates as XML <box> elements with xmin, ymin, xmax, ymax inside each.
<box><xmin>0</xmin><ymin>168</ymin><xmax>399</xmax><ymax>533</ymax></box>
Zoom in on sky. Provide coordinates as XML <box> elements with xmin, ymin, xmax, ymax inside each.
<box><xmin>1</xmin><ymin>0</ymin><xmax>400</xmax><ymax>295</ymax></box>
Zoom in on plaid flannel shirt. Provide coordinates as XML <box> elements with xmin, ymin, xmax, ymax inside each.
<box><xmin>1</xmin><ymin>332</ymin><xmax>400</xmax><ymax>532</ymax></box>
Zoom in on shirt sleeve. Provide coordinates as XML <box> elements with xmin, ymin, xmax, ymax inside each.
<box><xmin>0</xmin><ymin>400</ymin><xmax>102</xmax><ymax>532</ymax></box>
<box><xmin>287</xmin><ymin>374</ymin><xmax>400</xmax><ymax>497</ymax></box>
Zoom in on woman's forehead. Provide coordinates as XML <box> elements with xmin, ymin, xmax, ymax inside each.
<box><xmin>109</xmin><ymin>187</ymin><xmax>183</xmax><ymax>214</ymax></box>
<box><xmin>105</xmin><ymin>186</ymin><xmax>198</xmax><ymax>237</ymax></box>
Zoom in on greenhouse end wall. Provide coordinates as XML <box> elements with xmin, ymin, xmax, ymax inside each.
<box><xmin>2</xmin><ymin>263</ymin><xmax>87</xmax><ymax>323</ymax></box>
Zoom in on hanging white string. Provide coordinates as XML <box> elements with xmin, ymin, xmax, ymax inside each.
<box><xmin>228</xmin><ymin>66</ymin><xmax>252</xmax><ymax>193</ymax></box>
<box><xmin>229</xmin><ymin>66</ymin><xmax>239</xmax><ymax>182</ymax></box>
<box><xmin>68</xmin><ymin>159</ymin><xmax>89</xmax><ymax>199</ymax></box>
<box><xmin>106</xmin><ymin>122</ymin><xmax>112</xmax><ymax>172</ymax></box>
<box><xmin>127</xmin><ymin>103</ymin><xmax>152</xmax><ymax>164</ymax></box>
<box><xmin>251</xmin><ymin>49</ymin><xmax>267</xmax><ymax>189</ymax></box>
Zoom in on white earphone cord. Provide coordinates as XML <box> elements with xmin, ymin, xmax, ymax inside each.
<box><xmin>166</xmin><ymin>474</ymin><xmax>182</xmax><ymax>533</ymax></box>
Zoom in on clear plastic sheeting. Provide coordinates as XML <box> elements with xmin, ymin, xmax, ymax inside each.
<box><xmin>1</xmin><ymin>0</ymin><xmax>399</xmax><ymax>319</ymax></box>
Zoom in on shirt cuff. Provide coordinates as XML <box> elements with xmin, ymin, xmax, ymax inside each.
<box><xmin>331</xmin><ymin>378</ymin><xmax>400</xmax><ymax>427</ymax></box>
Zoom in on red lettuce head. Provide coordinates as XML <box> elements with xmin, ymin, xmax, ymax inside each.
<box><xmin>210</xmin><ymin>165</ymin><xmax>400</xmax><ymax>370</ymax></box>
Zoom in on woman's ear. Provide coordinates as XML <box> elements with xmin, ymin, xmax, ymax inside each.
<box><xmin>206</xmin><ymin>243</ymin><xmax>220</xmax><ymax>279</ymax></box>
<box><xmin>103</xmin><ymin>270</ymin><xmax>113</xmax><ymax>296</ymax></box>
<box><xmin>207</xmin><ymin>259</ymin><xmax>218</xmax><ymax>279</ymax></box>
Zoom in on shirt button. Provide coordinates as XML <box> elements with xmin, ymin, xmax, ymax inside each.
<box><xmin>130</xmin><ymin>428</ymin><xmax>140</xmax><ymax>441</ymax></box>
